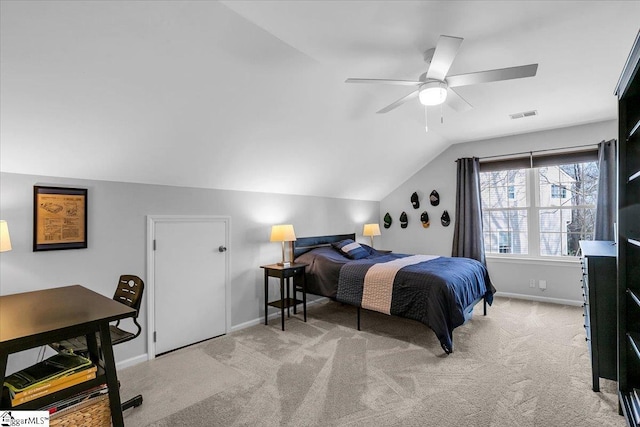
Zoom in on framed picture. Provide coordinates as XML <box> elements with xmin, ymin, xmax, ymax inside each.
<box><xmin>33</xmin><ymin>186</ymin><xmax>88</xmax><ymax>251</ymax></box>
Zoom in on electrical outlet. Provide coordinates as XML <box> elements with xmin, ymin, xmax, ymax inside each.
<box><xmin>529</xmin><ymin>279</ymin><xmax>536</xmax><ymax>288</ymax></box>
<box><xmin>539</xmin><ymin>279</ymin><xmax>547</xmax><ymax>290</ymax></box>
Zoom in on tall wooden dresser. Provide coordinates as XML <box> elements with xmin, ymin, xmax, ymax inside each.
<box><xmin>579</xmin><ymin>240</ymin><xmax>617</xmax><ymax>392</ymax></box>
<box><xmin>615</xmin><ymin>30</ymin><xmax>640</xmax><ymax>427</ymax></box>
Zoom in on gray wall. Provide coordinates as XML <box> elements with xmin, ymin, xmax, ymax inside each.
<box><xmin>0</xmin><ymin>119</ymin><xmax>617</xmax><ymax>374</ymax></box>
<box><xmin>379</xmin><ymin>119</ymin><xmax>617</xmax><ymax>304</ymax></box>
<box><xmin>0</xmin><ymin>172</ymin><xmax>379</xmax><ymax>373</ymax></box>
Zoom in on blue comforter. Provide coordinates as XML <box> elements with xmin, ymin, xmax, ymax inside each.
<box><xmin>335</xmin><ymin>253</ymin><xmax>494</xmax><ymax>354</ymax></box>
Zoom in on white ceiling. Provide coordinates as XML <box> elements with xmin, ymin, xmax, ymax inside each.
<box><xmin>1</xmin><ymin>1</ymin><xmax>638</xmax><ymax>201</ymax></box>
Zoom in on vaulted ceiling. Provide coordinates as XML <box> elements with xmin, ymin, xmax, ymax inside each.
<box><xmin>1</xmin><ymin>1</ymin><xmax>638</xmax><ymax>200</ymax></box>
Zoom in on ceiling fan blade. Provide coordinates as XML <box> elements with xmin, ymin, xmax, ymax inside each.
<box><xmin>345</xmin><ymin>78</ymin><xmax>422</xmax><ymax>86</ymax></box>
<box><xmin>426</xmin><ymin>35</ymin><xmax>463</xmax><ymax>81</ymax></box>
<box><xmin>446</xmin><ymin>88</ymin><xmax>473</xmax><ymax>112</ymax></box>
<box><xmin>376</xmin><ymin>90</ymin><xmax>419</xmax><ymax>114</ymax></box>
<box><xmin>447</xmin><ymin>64</ymin><xmax>538</xmax><ymax>88</ymax></box>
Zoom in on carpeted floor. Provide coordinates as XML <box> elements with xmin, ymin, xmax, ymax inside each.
<box><xmin>118</xmin><ymin>297</ymin><xmax>624</xmax><ymax>426</ymax></box>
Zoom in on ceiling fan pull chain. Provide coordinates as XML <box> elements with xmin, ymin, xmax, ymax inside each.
<box><xmin>441</xmin><ymin>103</ymin><xmax>444</xmax><ymax>124</ymax></box>
<box><xmin>424</xmin><ymin>107</ymin><xmax>429</xmax><ymax>133</ymax></box>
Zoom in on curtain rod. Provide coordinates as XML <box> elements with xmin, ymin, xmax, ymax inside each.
<box><xmin>475</xmin><ymin>142</ymin><xmax>601</xmax><ymax>162</ymax></box>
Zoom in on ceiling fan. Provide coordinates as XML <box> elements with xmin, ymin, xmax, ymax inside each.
<box><xmin>345</xmin><ymin>35</ymin><xmax>538</xmax><ymax>115</ymax></box>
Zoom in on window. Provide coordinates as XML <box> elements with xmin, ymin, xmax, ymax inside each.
<box><xmin>480</xmin><ymin>154</ymin><xmax>599</xmax><ymax>258</ymax></box>
<box><xmin>498</xmin><ymin>231</ymin><xmax>511</xmax><ymax>253</ymax></box>
<box><xmin>481</xmin><ymin>170</ymin><xmax>528</xmax><ymax>255</ymax></box>
<box><xmin>551</xmin><ymin>184</ymin><xmax>566</xmax><ymax>198</ymax></box>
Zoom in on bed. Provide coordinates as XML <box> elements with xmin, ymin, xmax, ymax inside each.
<box><xmin>293</xmin><ymin>233</ymin><xmax>495</xmax><ymax>354</ymax></box>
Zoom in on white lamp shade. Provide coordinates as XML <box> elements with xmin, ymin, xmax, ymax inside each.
<box><xmin>363</xmin><ymin>223</ymin><xmax>381</xmax><ymax>237</ymax></box>
<box><xmin>270</xmin><ymin>224</ymin><xmax>297</xmax><ymax>242</ymax></box>
<box><xmin>418</xmin><ymin>81</ymin><xmax>448</xmax><ymax>106</ymax></box>
<box><xmin>0</xmin><ymin>220</ymin><xmax>12</xmax><ymax>252</ymax></box>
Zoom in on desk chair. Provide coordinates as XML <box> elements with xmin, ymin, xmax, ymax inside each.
<box><xmin>50</xmin><ymin>275</ymin><xmax>145</xmax><ymax>410</ymax></box>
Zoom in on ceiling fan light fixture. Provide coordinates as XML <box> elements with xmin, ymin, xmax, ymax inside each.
<box><xmin>419</xmin><ymin>81</ymin><xmax>448</xmax><ymax>106</ymax></box>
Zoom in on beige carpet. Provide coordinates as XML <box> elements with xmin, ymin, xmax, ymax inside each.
<box><xmin>118</xmin><ymin>297</ymin><xmax>624</xmax><ymax>426</ymax></box>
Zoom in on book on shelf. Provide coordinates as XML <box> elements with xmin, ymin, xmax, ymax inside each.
<box><xmin>632</xmin><ymin>389</ymin><xmax>640</xmax><ymax>425</ymax></box>
<box><xmin>40</xmin><ymin>383</ymin><xmax>108</xmax><ymax>415</ymax></box>
<box><xmin>2</xmin><ymin>352</ymin><xmax>95</xmax><ymax>407</ymax></box>
<box><xmin>3</xmin><ymin>352</ymin><xmax>93</xmax><ymax>395</ymax></box>
<box><xmin>9</xmin><ymin>368</ymin><xmax>97</xmax><ymax>406</ymax></box>
<box><xmin>9</xmin><ymin>364</ymin><xmax>98</xmax><ymax>399</ymax></box>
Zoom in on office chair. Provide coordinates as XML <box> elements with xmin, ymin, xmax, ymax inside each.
<box><xmin>50</xmin><ymin>275</ymin><xmax>145</xmax><ymax>410</ymax></box>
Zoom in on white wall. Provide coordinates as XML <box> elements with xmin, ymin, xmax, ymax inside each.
<box><xmin>379</xmin><ymin>119</ymin><xmax>617</xmax><ymax>304</ymax></box>
<box><xmin>0</xmin><ymin>172</ymin><xmax>379</xmax><ymax>373</ymax></box>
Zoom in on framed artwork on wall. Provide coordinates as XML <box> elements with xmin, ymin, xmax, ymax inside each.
<box><xmin>33</xmin><ymin>186</ymin><xmax>88</xmax><ymax>251</ymax></box>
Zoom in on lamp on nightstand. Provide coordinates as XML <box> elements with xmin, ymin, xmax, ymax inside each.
<box><xmin>0</xmin><ymin>220</ymin><xmax>12</xmax><ymax>252</ymax></box>
<box><xmin>270</xmin><ymin>224</ymin><xmax>296</xmax><ymax>266</ymax></box>
<box><xmin>363</xmin><ymin>223</ymin><xmax>381</xmax><ymax>248</ymax></box>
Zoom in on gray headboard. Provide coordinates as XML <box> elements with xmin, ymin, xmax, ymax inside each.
<box><xmin>293</xmin><ymin>233</ymin><xmax>355</xmax><ymax>258</ymax></box>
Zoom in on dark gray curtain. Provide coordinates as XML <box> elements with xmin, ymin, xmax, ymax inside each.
<box><xmin>452</xmin><ymin>157</ymin><xmax>486</xmax><ymax>264</ymax></box>
<box><xmin>594</xmin><ymin>139</ymin><xmax>617</xmax><ymax>241</ymax></box>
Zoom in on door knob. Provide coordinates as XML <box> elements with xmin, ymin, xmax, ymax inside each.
<box><xmin>218</xmin><ymin>245</ymin><xmax>227</xmax><ymax>252</ymax></box>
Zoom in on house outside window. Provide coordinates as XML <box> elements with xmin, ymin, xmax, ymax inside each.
<box><xmin>480</xmin><ymin>155</ymin><xmax>599</xmax><ymax>258</ymax></box>
<box><xmin>481</xmin><ymin>170</ymin><xmax>528</xmax><ymax>255</ymax></box>
<box><xmin>498</xmin><ymin>231</ymin><xmax>511</xmax><ymax>253</ymax></box>
<box><xmin>551</xmin><ymin>184</ymin><xmax>567</xmax><ymax>198</ymax></box>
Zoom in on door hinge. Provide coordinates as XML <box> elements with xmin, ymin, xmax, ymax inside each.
<box><xmin>153</xmin><ymin>239</ymin><xmax>156</xmax><ymax>251</ymax></box>
<box><xmin>153</xmin><ymin>331</ymin><xmax>157</xmax><ymax>342</ymax></box>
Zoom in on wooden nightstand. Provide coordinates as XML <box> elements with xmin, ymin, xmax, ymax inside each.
<box><xmin>260</xmin><ymin>263</ymin><xmax>308</xmax><ymax>331</ymax></box>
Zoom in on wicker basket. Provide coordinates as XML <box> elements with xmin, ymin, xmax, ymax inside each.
<box><xmin>50</xmin><ymin>394</ymin><xmax>111</xmax><ymax>427</ymax></box>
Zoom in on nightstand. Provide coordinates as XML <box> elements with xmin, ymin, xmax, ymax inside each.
<box><xmin>260</xmin><ymin>263</ymin><xmax>308</xmax><ymax>331</ymax></box>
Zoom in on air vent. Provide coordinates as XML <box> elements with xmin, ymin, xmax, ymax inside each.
<box><xmin>510</xmin><ymin>110</ymin><xmax>538</xmax><ymax>119</ymax></box>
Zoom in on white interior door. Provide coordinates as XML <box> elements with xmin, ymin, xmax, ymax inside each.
<box><xmin>153</xmin><ymin>218</ymin><xmax>227</xmax><ymax>355</ymax></box>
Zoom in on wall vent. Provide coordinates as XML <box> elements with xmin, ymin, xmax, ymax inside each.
<box><xmin>510</xmin><ymin>110</ymin><xmax>538</xmax><ymax>119</ymax></box>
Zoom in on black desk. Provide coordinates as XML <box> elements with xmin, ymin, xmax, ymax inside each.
<box><xmin>0</xmin><ymin>285</ymin><xmax>135</xmax><ymax>427</ymax></box>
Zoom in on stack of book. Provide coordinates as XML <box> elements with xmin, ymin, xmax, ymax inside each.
<box><xmin>40</xmin><ymin>383</ymin><xmax>108</xmax><ymax>416</ymax></box>
<box><xmin>2</xmin><ymin>352</ymin><xmax>96</xmax><ymax>407</ymax></box>
<box><xmin>631</xmin><ymin>388</ymin><xmax>640</xmax><ymax>426</ymax></box>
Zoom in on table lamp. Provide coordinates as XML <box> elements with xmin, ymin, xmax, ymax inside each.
<box><xmin>363</xmin><ymin>223</ymin><xmax>381</xmax><ymax>248</ymax></box>
<box><xmin>270</xmin><ymin>224</ymin><xmax>296</xmax><ymax>266</ymax></box>
<box><xmin>0</xmin><ymin>220</ymin><xmax>12</xmax><ymax>252</ymax></box>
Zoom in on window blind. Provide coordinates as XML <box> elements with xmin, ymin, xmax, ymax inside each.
<box><xmin>479</xmin><ymin>148</ymin><xmax>598</xmax><ymax>172</ymax></box>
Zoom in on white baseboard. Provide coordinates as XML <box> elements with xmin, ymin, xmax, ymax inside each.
<box><xmin>118</xmin><ymin>298</ymin><xmax>330</xmax><ymax>369</ymax></box>
<box><xmin>116</xmin><ymin>353</ymin><xmax>149</xmax><ymax>370</ymax></box>
<box><xmin>495</xmin><ymin>291</ymin><xmax>582</xmax><ymax>307</ymax></box>
<box><xmin>230</xmin><ymin>297</ymin><xmax>329</xmax><ymax>333</ymax></box>
<box><xmin>231</xmin><ymin>317</ymin><xmax>264</xmax><ymax>332</ymax></box>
